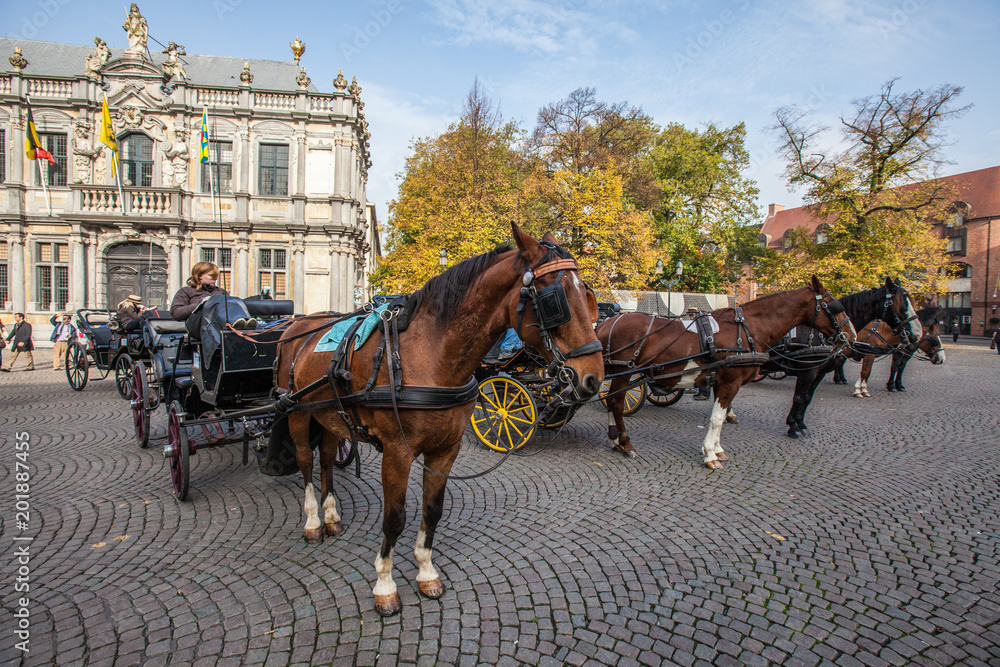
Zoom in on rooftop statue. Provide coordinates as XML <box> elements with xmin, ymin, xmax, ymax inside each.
<box><xmin>122</xmin><ymin>3</ymin><xmax>148</xmax><ymax>56</ymax></box>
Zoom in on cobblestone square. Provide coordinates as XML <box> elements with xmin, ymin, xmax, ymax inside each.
<box><xmin>2</xmin><ymin>342</ymin><xmax>998</xmax><ymax>666</ymax></box>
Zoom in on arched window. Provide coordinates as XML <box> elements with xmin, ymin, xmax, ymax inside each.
<box><xmin>942</xmin><ymin>262</ymin><xmax>972</xmax><ymax>278</ymax></box>
<box><xmin>781</xmin><ymin>229</ymin><xmax>795</xmax><ymax>249</ymax></box>
<box><xmin>120</xmin><ymin>133</ymin><xmax>154</xmax><ymax>187</ymax></box>
<box><xmin>946</xmin><ymin>201</ymin><xmax>970</xmax><ymax>227</ymax></box>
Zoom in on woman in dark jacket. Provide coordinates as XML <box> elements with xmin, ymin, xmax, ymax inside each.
<box><xmin>2</xmin><ymin>313</ymin><xmax>35</xmax><ymax>372</ymax></box>
<box><xmin>169</xmin><ymin>261</ymin><xmax>256</xmax><ymax>363</ymax></box>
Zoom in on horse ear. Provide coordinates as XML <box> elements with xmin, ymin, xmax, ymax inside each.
<box><xmin>810</xmin><ymin>275</ymin><xmax>823</xmax><ymax>292</ymax></box>
<box><xmin>884</xmin><ymin>276</ymin><xmax>896</xmax><ymax>293</ymax></box>
<box><xmin>511</xmin><ymin>221</ymin><xmax>541</xmax><ymax>257</ymax></box>
<box><xmin>541</xmin><ymin>232</ymin><xmax>559</xmax><ymax>246</ymax></box>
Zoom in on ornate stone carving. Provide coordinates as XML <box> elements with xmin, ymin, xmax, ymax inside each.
<box><xmin>85</xmin><ymin>38</ymin><xmax>111</xmax><ymax>79</ymax></box>
<box><xmin>296</xmin><ymin>66</ymin><xmax>311</xmax><ymax>90</ymax></box>
<box><xmin>348</xmin><ymin>76</ymin><xmax>361</xmax><ymax>97</ymax></box>
<box><xmin>117</xmin><ymin>104</ymin><xmax>144</xmax><ymax>130</ymax></box>
<box><xmin>240</xmin><ymin>61</ymin><xmax>253</xmax><ymax>85</ymax></box>
<box><xmin>72</xmin><ymin>120</ymin><xmax>102</xmax><ymax>184</ymax></box>
<box><xmin>161</xmin><ymin>42</ymin><xmax>187</xmax><ymax>80</ymax></box>
<box><xmin>8</xmin><ymin>46</ymin><xmax>28</xmax><ymax>72</ymax></box>
<box><xmin>162</xmin><ymin>127</ymin><xmax>189</xmax><ymax>188</ymax></box>
<box><xmin>290</xmin><ymin>36</ymin><xmax>306</xmax><ymax>64</ymax></box>
<box><xmin>333</xmin><ymin>69</ymin><xmax>348</xmax><ymax>91</ymax></box>
<box><xmin>122</xmin><ymin>4</ymin><xmax>149</xmax><ymax>56</ymax></box>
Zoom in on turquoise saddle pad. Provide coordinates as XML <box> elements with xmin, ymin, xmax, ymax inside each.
<box><xmin>315</xmin><ymin>304</ymin><xmax>388</xmax><ymax>353</ymax></box>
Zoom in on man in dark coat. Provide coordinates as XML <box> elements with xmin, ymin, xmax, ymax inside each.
<box><xmin>2</xmin><ymin>313</ymin><xmax>35</xmax><ymax>372</ymax></box>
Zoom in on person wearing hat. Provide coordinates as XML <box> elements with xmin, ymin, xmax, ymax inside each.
<box><xmin>117</xmin><ymin>294</ymin><xmax>147</xmax><ymax>331</ymax></box>
<box><xmin>49</xmin><ymin>312</ymin><xmax>78</xmax><ymax>370</ymax></box>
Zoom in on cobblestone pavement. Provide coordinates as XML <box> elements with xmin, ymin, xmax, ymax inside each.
<box><xmin>1</xmin><ymin>342</ymin><xmax>998</xmax><ymax>667</ymax></box>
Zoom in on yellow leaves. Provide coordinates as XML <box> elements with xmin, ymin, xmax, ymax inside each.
<box><xmin>763</xmin><ymin>530</ymin><xmax>787</xmax><ymax>541</ymax></box>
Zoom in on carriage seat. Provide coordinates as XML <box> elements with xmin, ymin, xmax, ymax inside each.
<box><xmin>149</xmin><ymin>319</ymin><xmax>188</xmax><ymax>335</ymax></box>
<box><xmin>84</xmin><ymin>312</ymin><xmax>111</xmax><ymax>326</ymax></box>
<box><xmin>89</xmin><ymin>326</ymin><xmax>117</xmax><ymax>350</ymax></box>
<box><xmin>244</xmin><ymin>299</ymin><xmax>295</xmax><ymax>318</ymax></box>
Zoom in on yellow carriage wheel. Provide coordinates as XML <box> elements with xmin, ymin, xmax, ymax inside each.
<box><xmin>471</xmin><ymin>377</ymin><xmax>537</xmax><ymax>452</ymax></box>
<box><xmin>599</xmin><ymin>376</ymin><xmax>647</xmax><ymax>415</ymax></box>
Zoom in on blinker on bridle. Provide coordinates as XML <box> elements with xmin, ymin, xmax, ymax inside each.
<box><xmin>515</xmin><ymin>244</ymin><xmax>602</xmax><ymax>401</ymax></box>
<box><xmin>812</xmin><ymin>288</ymin><xmax>851</xmax><ymax>348</ymax></box>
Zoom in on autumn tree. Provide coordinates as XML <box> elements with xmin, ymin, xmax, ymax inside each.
<box><xmin>759</xmin><ymin>78</ymin><xmax>970</xmax><ymax>295</ymax></box>
<box><xmin>372</xmin><ymin>80</ymin><xmax>523</xmax><ymax>293</ymax></box>
<box><xmin>648</xmin><ymin>122</ymin><xmax>763</xmax><ymax>293</ymax></box>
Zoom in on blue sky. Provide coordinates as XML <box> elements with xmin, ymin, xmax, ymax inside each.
<box><xmin>5</xmin><ymin>0</ymin><xmax>998</xmax><ymax>231</ymax></box>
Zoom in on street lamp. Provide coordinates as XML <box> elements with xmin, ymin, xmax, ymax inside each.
<box><xmin>669</xmin><ymin>261</ymin><xmax>683</xmax><ymax>316</ymax></box>
<box><xmin>439</xmin><ymin>248</ymin><xmax>447</xmax><ymax>267</ymax></box>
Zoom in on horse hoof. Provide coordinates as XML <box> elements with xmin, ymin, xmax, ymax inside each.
<box><xmin>725</xmin><ymin>415</ymin><xmax>738</xmax><ymax>424</ymax></box>
<box><xmin>886</xmin><ymin>385</ymin><xmax>896</xmax><ymax>393</ymax></box>
<box><xmin>303</xmin><ymin>527</ymin><xmax>324</xmax><ymax>544</ymax></box>
<box><xmin>325</xmin><ymin>521</ymin><xmax>344</xmax><ymax>537</ymax></box>
<box><xmin>418</xmin><ymin>578</ymin><xmax>445</xmax><ymax>599</ymax></box>
<box><xmin>896</xmin><ymin>386</ymin><xmax>906</xmax><ymax>392</ymax></box>
<box><xmin>787</xmin><ymin>429</ymin><xmax>801</xmax><ymax>439</ymax></box>
<box><xmin>374</xmin><ymin>593</ymin><xmax>402</xmax><ymax>617</ymax></box>
<box><xmin>704</xmin><ymin>460</ymin><xmax>723</xmax><ymax>470</ymax></box>
<box><xmin>716</xmin><ymin>452</ymin><xmax>728</xmax><ymax>461</ymax></box>
<box><xmin>625</xmin><ymin>449</ymin><xmax>637</xmax><ymax>459</ymax></box>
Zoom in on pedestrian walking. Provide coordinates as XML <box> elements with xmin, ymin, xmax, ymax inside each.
<box><xmin>0</xmin><ymin>318</ymin><xmax>7</xmax><ymax>368</ymax></box>
<box><xmin>951</xmin><ymin>322</ymin><xmax>960</xmax><ymax>343</ymax></box>
<box><xmin>991</xmin><ymin>328</ymin><xmax>1000</xmax><ymax>355</ymax></box>
<box><xmin>49</xmin><ymin>312</ymin><xmax>78</xmax><ymax>370</ymax></box>
<box><xmin>2</xmin><ymin>313</ymin><xmax>35</xmax><ymax>372</ymax></box>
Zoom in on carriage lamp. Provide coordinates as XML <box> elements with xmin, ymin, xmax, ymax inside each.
<box><xmin>675</xmin><ymin>261</ymin><xmax>684</xmax><ymax>277</ymax></box>
<box><xmin>439</xmin><ymin>248</ymin><xmax>447</xmax><ymax>267</ymax></box>
<box><xmin>655</xmin><ymin>259</ymin><xmax>664</xmax><ymax>274</ymax></box>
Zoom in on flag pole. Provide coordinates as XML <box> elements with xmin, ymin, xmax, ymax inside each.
<box><xmin>37</xmin><ymin>158</ymin><xmax>53</xmax><ymax>216</ymax></box>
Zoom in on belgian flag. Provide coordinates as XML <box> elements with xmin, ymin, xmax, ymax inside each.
<box><xmin>25</xmin><ymin>99</ymin><xmax>55</xmax><ymax>165</ymax></box>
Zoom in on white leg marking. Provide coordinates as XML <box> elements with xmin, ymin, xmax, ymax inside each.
<box><xmin>853</xmin><ymin>378</ymin><xmax>864</xmax><ymax>397</ymax></box>
<box><xmin>607</xmin><ymin>410</ymin><xmax>619</xmax><ymax>446</ymax></box>
<box><xmin>304</xmin><ymin>483</ymin><xmax>321</xmax><ymax>531</ymax></box>
<box><xmin>701</xmin><ymin>400</ymin><xmax>727</xmax><ymax>463</ymax></box>
<box><xmin>413</xmin><ymin>529</ymin><xmax>439</xmax><ymax>583</ymax></box>
<box><xmin>322</xmin><ymin>493</ymin><xmax>340</xmax><ymax>524</ymax></box>
<box><xmin>673</xmin><ymin>362</ymin><xmax>700</xmax><ymax>389</ymax></box>
<box><xmin>373</xmin><ymin>548</ymin><xmax>397</xmax><ymax>597</ymax></box>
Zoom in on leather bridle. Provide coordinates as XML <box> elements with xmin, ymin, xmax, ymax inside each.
<box><xmin>810</xmin><ymin>288</ymin><xmax>852</xmax><ymax>349</ymax></box>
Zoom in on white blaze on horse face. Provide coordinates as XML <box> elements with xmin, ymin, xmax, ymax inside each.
<box><xmin>304</xmin><ymin>483</ymin><xmax>321</xmax><ymax>531</ymax></box>
<box><xmin>904</xmin><ymin>299</ymin><xmax>922</xmax><ymax>341</ymax></box>
<box><xmin>674</xmin><ymin>362</ymin><xmax>700</xmax><ymax>389</ymax></box>
<box><xmin>413</xmin><ymin>529</ymin><xmax>439</xmax><ymax>583</ymax></box>
<box><xmin>701</xmin><ymin>399</ymin><xmax>728</xmax><ymax>463</ymax></box>
<box><xmin>373</xmin><ymin>548</ymin><xmax>397</xmax><ymax>597</ymax></box>
<box><xmin>322</xmin><ymin>493</ymin><xmax>340</xmax><ymax>524</ymax></box>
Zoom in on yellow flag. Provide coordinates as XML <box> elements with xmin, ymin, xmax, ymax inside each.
<box><xmin>100</xmin><ymin>94</ymin><xmax>117</xmax><ymax>176</ymax></box>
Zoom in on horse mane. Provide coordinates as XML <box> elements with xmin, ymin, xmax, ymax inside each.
<box><xmin>838</xmin><ymin>285</ymin><xmax>895</xmax><ymax>326</ymax></box>
<box><xmin>916</xmin><ymin>306</ymin><xmax>942</xmax><ymax>326</ymax></box>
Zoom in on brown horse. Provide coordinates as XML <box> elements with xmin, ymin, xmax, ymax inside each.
<box><xmin>596</xmin><ymin>277</ymin><xmax>856</xmax><ymax>468</ymax></box>
<box><xmin>274</xmin><ymin>223</ymin><xmax>603</xmax><ymax>616</ymax></box>
<box><xmin>850</xmin><ymin>318</ymin><xmax>944</xmax><ymax>397</ymax></box>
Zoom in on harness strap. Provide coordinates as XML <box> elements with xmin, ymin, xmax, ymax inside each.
<box><xmin>532</xmin><ymin>258</ymin><xmax>578</xmax><ymax>277</ymax></box>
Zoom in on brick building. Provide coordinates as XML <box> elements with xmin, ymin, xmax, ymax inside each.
<box><xmin>758</xmin><ymin>165</ymin><xmax>1000</xmax><ymax>336</ymax></box>
<box><xmin>0</xmin><ymin>6</ymin><xmax>380</xmax><ymax>337</ymax></box>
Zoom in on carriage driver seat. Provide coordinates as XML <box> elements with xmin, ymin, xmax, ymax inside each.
<box><xmin>184</xmin><ymin>295</ymin><xmax>254</xmax><ymax>362</ymax></box>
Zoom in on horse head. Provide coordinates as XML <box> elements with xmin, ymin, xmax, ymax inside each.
<box><xmin>883</xmin><ymin>277</ymin><xmax>923</xmax><ymax>343</ymax></box>
<box><xmin>508</xmin><ymin>223</ymin><xmax>604</xmax><ymax>402</ymax></box>
<box><xmin>919</xmin><ymin>325</ymin><xmax>946</xmax><ymax>364</ymax></box>
<box><xmin>808</xmin><ymin>275</ymin><xmax>857</xmax><ymax>346</ymax></box>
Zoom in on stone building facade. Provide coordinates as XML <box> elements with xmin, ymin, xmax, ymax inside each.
<box><xmin>0</xmin><ymin>8</ymin><xmax>379</xmax><ymax>335</ymax></box>
<box><xmin>758</xmin><ymin>166</ymin><xmax>1000</xmax><ymax>336</ymax></box>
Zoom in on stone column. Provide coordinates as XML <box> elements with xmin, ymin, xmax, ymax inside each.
<box><xmin>345</xmin><ymin>251</ymin><xmax>357</xmax><ymax>309</ymax></box>
<box><xmin>236</xmin><ymin>233</ymin><xmax>250</xmax><ymax>298</ymax></box>
<box><xmin>166</xmin><ymin>237</ymin><xmax>181</xmax><ymax>297</ymax></box>
<box><xmin>8</xmin><ymin>225</ymin><xmax>26</xmax><ymax>313</ymax></box>
<box><xmin>328</xmin><ymin>247</ymin><xmax>338</xmax><ymax>312</ymax></box>
<box><xmin>69</xmin><ymin>225</ymin><xmax>86</xmax><ymax>309</ymax></box>
<box><xmin>181</xmin><ymin>238</ymin><xmax>191</xmax><ymax>285</ymax></box>
<box><xmin>293</xmin><ymin>234</ymin><xmax>305</xmax><ymax>312</ymax></box>
<box><xmin>295</xmin><ymin>129</ymin><xmax>307</xmax><ymax>196</ymax></box>
<box><xmin>86</xmin><ymin>233</ymin><xmax>98</xmax><ymax>307</ymax></box>
<box><xmin>238</xmin><ymin>124</ymin><xmax>251</xmax><ymax>193</ymax></box>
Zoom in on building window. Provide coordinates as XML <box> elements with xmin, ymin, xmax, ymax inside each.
<box><xmin>945</xmin><ymin>236</ymin><xmax>964</xmax><ymax>253</ymax></box>
<box><xmin>943</xmin><ymin>263</ymin><xmax>972</xmax><ymax>278</ymax></box>
<box><xmin>37</xmin><ymin>133</ymin><xmax>68</xmax><ymax>187</ymax></box>
<box><xmin>815</xmin><ymin>224</ymin><xmax>830</xmax><ymax>244</ymax></box>
<box><xmin>201</xmin><ymin>140</ymin><xmax>233</xmax><ymax>193</ymax></box>
<box><xmin>0</xmin><ymin>243</ymin><xmax>7</xmax><ymax>306</ymax></box>
<box><xmin>0</xmin><ymin>130</ymin><xmax>5</xmax><ymax>182</ymax></box>
<box><xmin>781</xmin><ymin>230</ymin><xmax>794</xmax><ymax>249</ymax></box>
<box><xmin>943</xmin><ymin>292</ymin><xmax>971</xmax><ymax>309</ymax></box>
<box><xmin>36</xmin><ymin>242</ymin><xmax>69</xmax><ymax>310</ymax></box>
<box><xmin>200</xmin><ymin>246</ymin><xmax>233</xmax><ymax>291</ymax></box>
<box><xmin>120</xmin><ymin>133</ymin><xmax>154</xmax><ymax>187</ymax></box>
<box><xmin>258</xmin><ymin>248</ymin><xmax>287</xmax><ymax>299</ymax></box>
<box><xmin>258</xmin><ymin>144</ymin><xmax>289</xmax><ymax>196</ymax></box>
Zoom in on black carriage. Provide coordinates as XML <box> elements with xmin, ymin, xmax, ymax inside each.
<box><xmin>129</xmin><ymin>299</ymin><xmax>296</xmax><ymax>500</ymax></box>
<box><xmin>65</xmin><ymin>309</ymin><xmax>135</xmax><ymax>398</ymax></box>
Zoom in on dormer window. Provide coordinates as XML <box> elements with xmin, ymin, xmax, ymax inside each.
<box><xmin>946</xmin><ymin>201</ymin><xmax>970</xmax><ymax>227</ymax></box>
<box><xmin>815</xmin><ymin>223</ymin><xmax>831</xmax><ymax>244</ymax></box>
<box><xmin>781</xmin><ymin>229</ymin><xmax>794</xmax><ymax>249</ymax></box>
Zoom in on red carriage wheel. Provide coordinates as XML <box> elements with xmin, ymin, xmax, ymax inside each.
<box><xmin>332</xmin><ymin>437</ymin><xmax>356</xmax><ymax>469</ymax></box>
<box><xmin>131</xmin><ymin>360</ymin><xmax>151</xmax><ymax>448</ymax></box>
<box><xmin>66</xmin><ymin>342</ymin><xmax>89</xmax><ymax>391</ymax></box>
<box><xmin>167</xmin><ymin>401</ymin><xmax>190</xmax><ymax>500</ymax></box>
